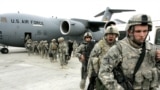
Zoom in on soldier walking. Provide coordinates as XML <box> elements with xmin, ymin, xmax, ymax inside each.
<box><xmin>49</xmin><ymin>39</ymin><xmax>58</xmax><ymax>62</ymax></box>
<box><xmin>25</xmin><ymin>38</ymin><xmax>32</xmax><ymax>56</ymax></box>
<box><xmin>87</xmin><ymin>25</ymin><xmax>119</xmax><ymax>90</ymax></box>
<box><xmin>72</xmin><ymin>40</ymin><xmax>78</xmax><ymax>57</ymax></box>
<box><xmin>58</xmin><ymin>37</ymin><xmax>69</xmax><ymax>69</ymax></box>
<box><xmin>75</xmin><ymin>32</ymin><xmax>96</xmax><ymax>90</ymax></box>
<box><xmin>99</xmin><ymin>14</ymin><xmax>160</xmax><ymax>90</ymax></box>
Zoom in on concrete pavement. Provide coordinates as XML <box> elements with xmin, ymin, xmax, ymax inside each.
<box><xmin>0</xmin><ymin>47</ymin><xmax>160</xmax><ymax>90</ymax></box>
<box><xmin>0</xmin><ymin>47</ymin><xmax>86</xmax><ymax>90</ymax></box>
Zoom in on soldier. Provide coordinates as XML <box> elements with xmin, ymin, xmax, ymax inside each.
<box><xmin>67</xmin><ymin>40</ymin><xmax>73</xmax><ymax>60</ymax></box>
<box><xmin>41</xmin><ymin>40</ymin><xmax>49</xmax><ymax>59</ymax></box>
<box><xmin>37</xmin><ymin>40</ymin><xmax>43</xmax><ymax>56</ymax></box>
<box><xmin>49</xmin><ymin>39</ymin><xmax>58</xmax><ymax>62</ymax></box>
<box><xmin>75</xmin><ymin>32</ymin><xmax>96</xmax><ymax>90</ymax></box>
<box><xmin>25</xmin><ymin>34</ymin><xmax>30</xmax><ymax>44</ymax></box>
<box><xmin>87</xmin><ymin>25</ymin><xmax>119</xmax><ymax>90</ymax></box>
<box><xmin>72</xmin><ymin>40</ymin><xmax>78</xmax><ymax>57</ymax></box>
<box><xmin>32</xmin><ymin>41</ymin><xmax>39</xmax><ymax>55</ymax></box>
<box><xmin>25</xmin><ymin>38</ymin><xmax>32</xmax><ymax>56</ymax></box>
<box><xmin>58</xmin><ymin>37</ymin><xmax>69</xmax><ymax>69</ymax></box>
<box><xmin>99</xmin><ymin>14</ymin><xmax>160</xmax><ymax>90</ymax></box>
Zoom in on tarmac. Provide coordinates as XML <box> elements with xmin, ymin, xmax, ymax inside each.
<box><xmin>0</xmin><ymin>47</ymin><xmax>88</xmax><ymax>90</ymax></box>
<box><xmin>0</xmin><ymin>47</ymin><xmax>160</xmax><ymax>90</ymax></box>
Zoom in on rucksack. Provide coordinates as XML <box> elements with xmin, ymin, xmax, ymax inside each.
<box><xmin>52</xmin><ymin>43</ymin><xmax>57</xmax><ymax>49</ymax></box>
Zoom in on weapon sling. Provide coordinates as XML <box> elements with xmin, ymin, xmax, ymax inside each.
<box><xmin>132</xmin><ymin>43</ymin><xmax>146</xmax><ymax>84</ymax></box>
<box><xmin>115</xmin><ymin>42</ymin><xmax>146</xmax><ymax>90</ymax></box>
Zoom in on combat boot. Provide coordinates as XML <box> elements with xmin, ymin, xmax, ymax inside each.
<box><xmin>80</xmin><ymin>79</ymin><xmax>86</xmax><ymax>90</ymax></box>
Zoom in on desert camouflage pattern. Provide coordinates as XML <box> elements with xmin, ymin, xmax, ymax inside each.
<box><xmin>72</xmin><ymin>40</ymin><xmax>78</xmax><ymax>57</ymax></box>
<box><xmin>58</xmin><ymin>37</ymin><xmax>69</xmax><ymax>68</ymax></box>
<box><xmin>87</xmin><ymin>38</ymin><xmax>116</xmax><ymax>78</ymax></box>
<box><xmin>99</xmin><ymin>37</ymin><xmax>160</xmax><ymax>90</ymax></box>
<box><xmin>105</xmin><ymin>25</ymin><xmax>120</xmax><ymax>37</ymax></box>
<box><xmin>25</xmin><ymin>39</ymin><xmax>32</xmax><ymax>56</ymax></box>
<box><xmin>125</xmin><ymin>14</ymin><xmax>152</xmax><ymax>32</ymax></box>
<box><xmin>49</xmin><ymin>39</ymin><xmax>58</xmax><ymax>62</ymax></box>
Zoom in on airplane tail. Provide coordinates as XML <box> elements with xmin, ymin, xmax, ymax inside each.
<box><xmin>94</xmin><ymin>7</ymin><xmax>136</xmax><ymax>21</ymax></box>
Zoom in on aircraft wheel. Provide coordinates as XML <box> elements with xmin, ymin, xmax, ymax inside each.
<box><xmin>1</xmin><ymin>48</ymin><xmax>9</xmax><ymax>54</ymax></box>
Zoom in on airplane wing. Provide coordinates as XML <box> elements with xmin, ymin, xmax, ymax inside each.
<box><xmin>88</xmin><ymin>21</ymin><xmax>106</xmax><ymax>31</ymax></box>
<box><xmin>114</xmin><ymin>19</ymin><xmax>126</xmax><ymax>24</ymax></box>
<box><xmin>60</xmin><ymin>18</ymin><xmax>106</xmax><ymax>35</ymax></box>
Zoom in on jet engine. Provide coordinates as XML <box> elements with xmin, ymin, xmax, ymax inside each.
<box><xmin>60</xmin><ymin>20</ymin><xmax>86</xmax><ymax>35</ymax></box>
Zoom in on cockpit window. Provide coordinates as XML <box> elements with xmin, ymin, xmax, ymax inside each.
<box><xmin>155</xmin><ymin>28</ymin><xmax>160</xmax><ymax>45</ymax></box>
<box><xmin>1</xmin><ymin>17</ymin><xmax>7</xmax><ymax>23</ymax></box>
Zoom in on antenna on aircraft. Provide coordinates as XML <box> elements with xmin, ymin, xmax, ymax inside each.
<box><xmin>94</xmin><ymin>7</ymin><xmax>136</xmax><ymax>21</ymax></box>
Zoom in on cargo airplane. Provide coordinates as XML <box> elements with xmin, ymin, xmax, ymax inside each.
<box><xmin>0</xmin><ymin>7</ymin><xmax>135</xmax><ymax>54</ymax></box>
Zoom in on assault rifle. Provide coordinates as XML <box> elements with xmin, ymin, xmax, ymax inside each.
<box><xmin>113</xmin><ymin>62</ymin><xmax>133</xmax><ymax>90</ymax></box>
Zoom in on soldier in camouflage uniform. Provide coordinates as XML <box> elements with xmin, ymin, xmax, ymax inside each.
<box><xmin>72</xmin><ymin>40</ymin><xmax>78</xmax><ymax>57</ymax></box>
<box><xmin>75</xmin><ymin>32</ymin><xmax>96</xmax><ymax>90</ymax></box>
<box><xmin>25</xmin><ymin>38</ymin><xmax>32</xmax><ymax>56</ymax></box>
<box><xmin>49</xmin><ymin>39</ymin><xmax>58</xmax><ymax>62</ymax></box>
<box><xmin>37</xmin><ymin>40</ymin><xmax>44</xmax><ymax>56</ymax></box>
<box><xmin>58</xmin><ymin>37</ymin><xmax>69</xmax><ymax>69</ymax></box>
<box><xmin>99</xmin><ymin>14</ymin><xmax>160</xmax><ymax>90</ymax></box>
<box><xmin>41</xmin><ymin>40</ymin><xmax>49</xmax><ymax>59</ymax></box>
<box><xmin>32</xmin><ymin>41</ymin><xmax>39</xmax><ymax>55</ymax></box>
<box><xmin>87</xmin><ymin>25</ymin><xmax>119</xmax><ymax>89</ymax></box>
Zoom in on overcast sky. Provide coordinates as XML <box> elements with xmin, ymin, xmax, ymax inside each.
<box><xmin>0</xmin><ymin>0</ymin><xmax>160</xmax><ymax>22</ymax></box>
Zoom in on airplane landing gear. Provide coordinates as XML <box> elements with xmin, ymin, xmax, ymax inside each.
<box><xmin>1</xmin><ymin>48</ymin><xmax>9</xmax><ymax>54</ymax></box>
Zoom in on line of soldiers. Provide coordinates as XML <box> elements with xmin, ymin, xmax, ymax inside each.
<box><xmin>25</xmin><ymin>37</ymin><xmax>77</xmax><ymax>69</ymax></box>
<box><xmin>75</xmin><ymin>21</ymin><xmax>118</xmax><ymax>90</ymax></box>
<box><xmin>76</xmin><ymin>13</ymin><xmax>160</xmax><ymax>90</ymax></box>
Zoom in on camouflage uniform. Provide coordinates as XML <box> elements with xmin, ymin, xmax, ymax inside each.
<box><xmin>25</xmin><ymin>34</ymin><xmax>30</xmax><ymax>43</ymax></box>
<box><xmin>41</xmin><ymin>40</ymin><xmax>49</xmax><ymax>58</ymax></box>
<box><xmin>49</xmin><ymin>39</ymin><xmax>58</xmax><ymax>62</ymax></box>
<box><xmin>37</xmin><ymin>40</ymin><xmax>43</xmax><ymax>56</ymax></box>
<box><xmin>25</xmin><ymin>39</ymin><xmax>32</xmax><ymax>56</ymax></box>
<box><xmin>99</xmin><ymin>14</ymin><xmax>160</xmax><ymax>90</ymax></box>
<box><xmin>76</xmin><ymin>32</ymin><xmax>96</xmax><ymax>90</ymax></box>
<box><xmin>87</xmin><ymin>26</ymin><xmax>119</xmax><ymax>79</ymax></box>
<box><xmin>72</xmin><ymin>40</ymin><xmax>78</xmax><ymax>57</ymax></box>
<box><xmin>58</xmin><ymin>37</ymin><xmax>68</xmax><ymax>68</ymax></box>
<box><xmin>32</xmin><ymin>41</ymin><xmax>39</xmax><ymax>55</ymax></box>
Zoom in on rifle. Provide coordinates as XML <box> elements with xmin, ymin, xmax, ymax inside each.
<box><xmin>81</xmin><ymin>49</ymin><xmax>88</xmax><ymax>78</ymax></box>
<box><xmin>87</xmin><ymin>60</ymin><xmax>97</xmax><ymax>90</ymax></box>
<box><xmin>113</xmin><ymin>62</ymin><xmax>133</xmax><ymax>90</ymax></box>
<box><xmin>113</xmin><ymin>42</ymin><xmax>146</xmax><ymax>90</ymax></box>
<box><xmin>81</xmin><ymin>41</ymin><xmax>96</xmax><ymax>79</ymax></box>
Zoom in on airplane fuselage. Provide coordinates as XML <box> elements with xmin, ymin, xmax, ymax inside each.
<box><xmin>0</xmin><ymin>13</ymin><xmax>105</xmax><ymax>55</ymax></box>
<box><xmin>0</xmin><ymin>13</ymin><xmax>66</xmax><ymax>47</ymax></box>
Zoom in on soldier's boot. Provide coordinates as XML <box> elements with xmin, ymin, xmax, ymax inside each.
<box><xmin>80</xmin><ymin>79</ymin><xmax>86</xmax><ymax>90</ymax></box>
